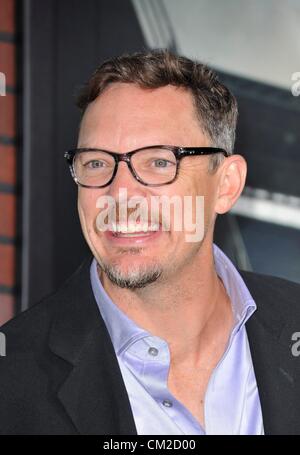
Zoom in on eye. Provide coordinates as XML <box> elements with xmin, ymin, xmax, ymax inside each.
<box><xmin>84</xmin><ymin>160</ymin><xmax>105</xmax><ymax>169</ymax></box>
<box><xmin>153</xmin><ymin>159</ymin><xmax>174</xmax><ymax>168</ymax></box>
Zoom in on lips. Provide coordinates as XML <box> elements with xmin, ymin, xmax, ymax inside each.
<box><xmin>108</xmin><ymin>222</ymin><xmax>160</xmax><ymax>236</ymax></box>
<box><xmin>103</xmin><ymin>221</ymin><xmax>162</xmax><ymax>245</ymax></box>
<box><xmin>112</xmin><ymin>231</ymin><xmax>154</xmax><ymax>238</ymax></box>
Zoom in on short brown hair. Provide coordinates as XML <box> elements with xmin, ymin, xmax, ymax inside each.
<box><xmin>77</xmin><ymin>49</ymin><xmax>238</xmax><ymax>171</ymax></box>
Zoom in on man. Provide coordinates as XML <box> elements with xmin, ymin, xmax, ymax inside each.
<box><xmin>1</xmin><ymin>50</ymin><xmax>300</xmax><ymax>435</ymax></box>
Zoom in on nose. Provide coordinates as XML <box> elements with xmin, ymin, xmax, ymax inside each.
<box><xmin>107</xmin><ymin>160</ymin><xmax>146</xmax><ymax>199</ymax></box>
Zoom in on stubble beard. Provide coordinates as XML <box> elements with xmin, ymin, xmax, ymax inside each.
<box><xmin>97</xmin><ymin>248</ymin><xmax>163</xmax><ymax>289</ymax></box>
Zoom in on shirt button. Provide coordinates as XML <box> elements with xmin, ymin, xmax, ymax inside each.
<box><xmin>162</xmin><ymin>399</ymin><xmax>173</xmax><ymax>408</ymax></box>
<box><xmin>148</xmin><ymin>347</ymin><xmax>159</xmax><ymax>356</ymax></box>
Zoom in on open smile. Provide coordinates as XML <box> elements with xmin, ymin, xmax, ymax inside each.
<box><xmin>103</xmin><ymin>222</ymin><xmax>163</xmax><ymax>245</ymax></box>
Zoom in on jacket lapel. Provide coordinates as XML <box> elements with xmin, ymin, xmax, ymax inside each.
<box><xmin>242</xmin><ymin>271</ymin><xmax>299</xmax><ymax>435</ymax></box>
<box><xmin>48</xmin><ymin>256</ymin><xmax>137</xmax><ymax>435</ymax></box>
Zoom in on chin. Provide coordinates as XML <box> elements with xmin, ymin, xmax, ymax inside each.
<box><xmin>106</xmin><ymin>253</ymin><xmax>158</xmax><ymax>272</ymax></box>
<box><xmin>98</xmin><ymin>255</ymin><xmax>163</xmax><ymax>289</ymax></box>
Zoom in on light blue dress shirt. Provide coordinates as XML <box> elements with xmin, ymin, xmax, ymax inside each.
<box><xmin>90</xmin><ymin>244</ymin><xmax>264</xmax><ymax>435</ymax></box>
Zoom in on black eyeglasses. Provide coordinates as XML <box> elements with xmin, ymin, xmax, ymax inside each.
<box><xmin>64</xmin><ymin>145</ymin><xmax>228</xmax><ymax>188</ymax></box>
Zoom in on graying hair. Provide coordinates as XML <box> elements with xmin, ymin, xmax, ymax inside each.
<box><xmin>76</xmin><ymin>49</ymin><xmax>238</xmax><ymax>172</ymax></box>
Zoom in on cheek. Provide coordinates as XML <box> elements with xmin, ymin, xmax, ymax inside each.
<box><xmin>78</xmin><ymin>190</ymin><xmax>100</xmax><ymax>229</ymax></box>
<box><xmin>175</xmin><ymin>178</ymin><xmax>216</xmax><ymax>232</ymax></box>
<box><xmin>192</xmin><ymin>175</ymin><xmax>218</xmax><ymax>216</ymax></box>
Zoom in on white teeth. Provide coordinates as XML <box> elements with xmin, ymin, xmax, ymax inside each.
<box><xmin>110</xmin><ymin>222</ymin><xmax>160</xmax><ymax>234</ymax></box>
<box><xmin>149</xmin><ymin>223</ymin><xmax>160</xmax><ymax>231</ymax></box>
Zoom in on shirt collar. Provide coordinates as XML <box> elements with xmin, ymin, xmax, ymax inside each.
<box><xmin>90</xmin><ymin>243</ymin><xmax>257</xmax><ymax>355</ymax></box>
<box><xmin>90</xmin><ymin>259</ymin><xmax>150</xmax><ymax>355</ymax></box>
<box><xmin>213</xmin><ymin>243</ymin><xmax>256</xmax><ymax>329</ymax></box>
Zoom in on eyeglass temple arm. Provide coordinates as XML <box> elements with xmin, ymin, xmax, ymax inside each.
<box><xmin>178</xmin><ymin>147</ymin><xmax>228</xmax><ymax>157</ymax></box>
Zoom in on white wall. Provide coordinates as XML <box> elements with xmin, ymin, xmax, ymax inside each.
<box><xmin>133</xmin><ymin>0</ymin><xmax>300</xmax><ymax>90</ymax></box>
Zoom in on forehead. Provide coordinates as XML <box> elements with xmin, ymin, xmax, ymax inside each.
<box><xmin>78</xmin><ymin>83</ymin><xmax>207</xmax><ymax>150</ymax></box>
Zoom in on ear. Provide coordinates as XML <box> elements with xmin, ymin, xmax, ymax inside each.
<box><xmin>215</xmin><ymin>155</ymin><xmax>247</xmax><ymax>214</ymax></box>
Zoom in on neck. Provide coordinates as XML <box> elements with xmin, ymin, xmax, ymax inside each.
<box><xmin>99</xmin><ymin>241</ymin><xmax>233</xmax><ymax>366</ymax></box>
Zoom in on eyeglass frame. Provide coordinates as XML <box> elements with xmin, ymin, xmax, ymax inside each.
<box><xmin>64</xmin><ymin>145</ymin><xmax>229</xmax><ymax>188</ymax></box>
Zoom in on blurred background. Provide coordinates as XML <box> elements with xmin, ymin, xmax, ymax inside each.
<box><xmin>0</xmin><ymin>0</ymin><xmax>300</xmax><ymax>325</ymax></box>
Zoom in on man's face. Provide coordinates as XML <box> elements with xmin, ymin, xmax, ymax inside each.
<box><xmin>77</xmin><ymin>83</ymin><xmax>220</xmax><ymax>288</ymax></box>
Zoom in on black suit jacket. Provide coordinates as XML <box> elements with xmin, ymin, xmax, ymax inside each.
<box><xmin>1</xmin><ymin>255</ymin><xmax>300</xmax><ymax>435</ymax></box>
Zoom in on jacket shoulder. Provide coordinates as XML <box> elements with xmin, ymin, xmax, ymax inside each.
<box><xmin>240</xmin><ymin>270</ymin><xmax>300</xmax><ymax>297</ymax></box>
<box><xmin>239</xmin><ymin>270</ymin><xmax>300</xmax><ymax>320</ymax></box>
<box><xmin>0</xmin><ymin>255</ymin><xmax>93</xmax><ymax>351</ymax></box>
<box><xmin>0</xmin><ymin>256</ymin><xmax>95</xmax><ymax>434</ymax></box>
